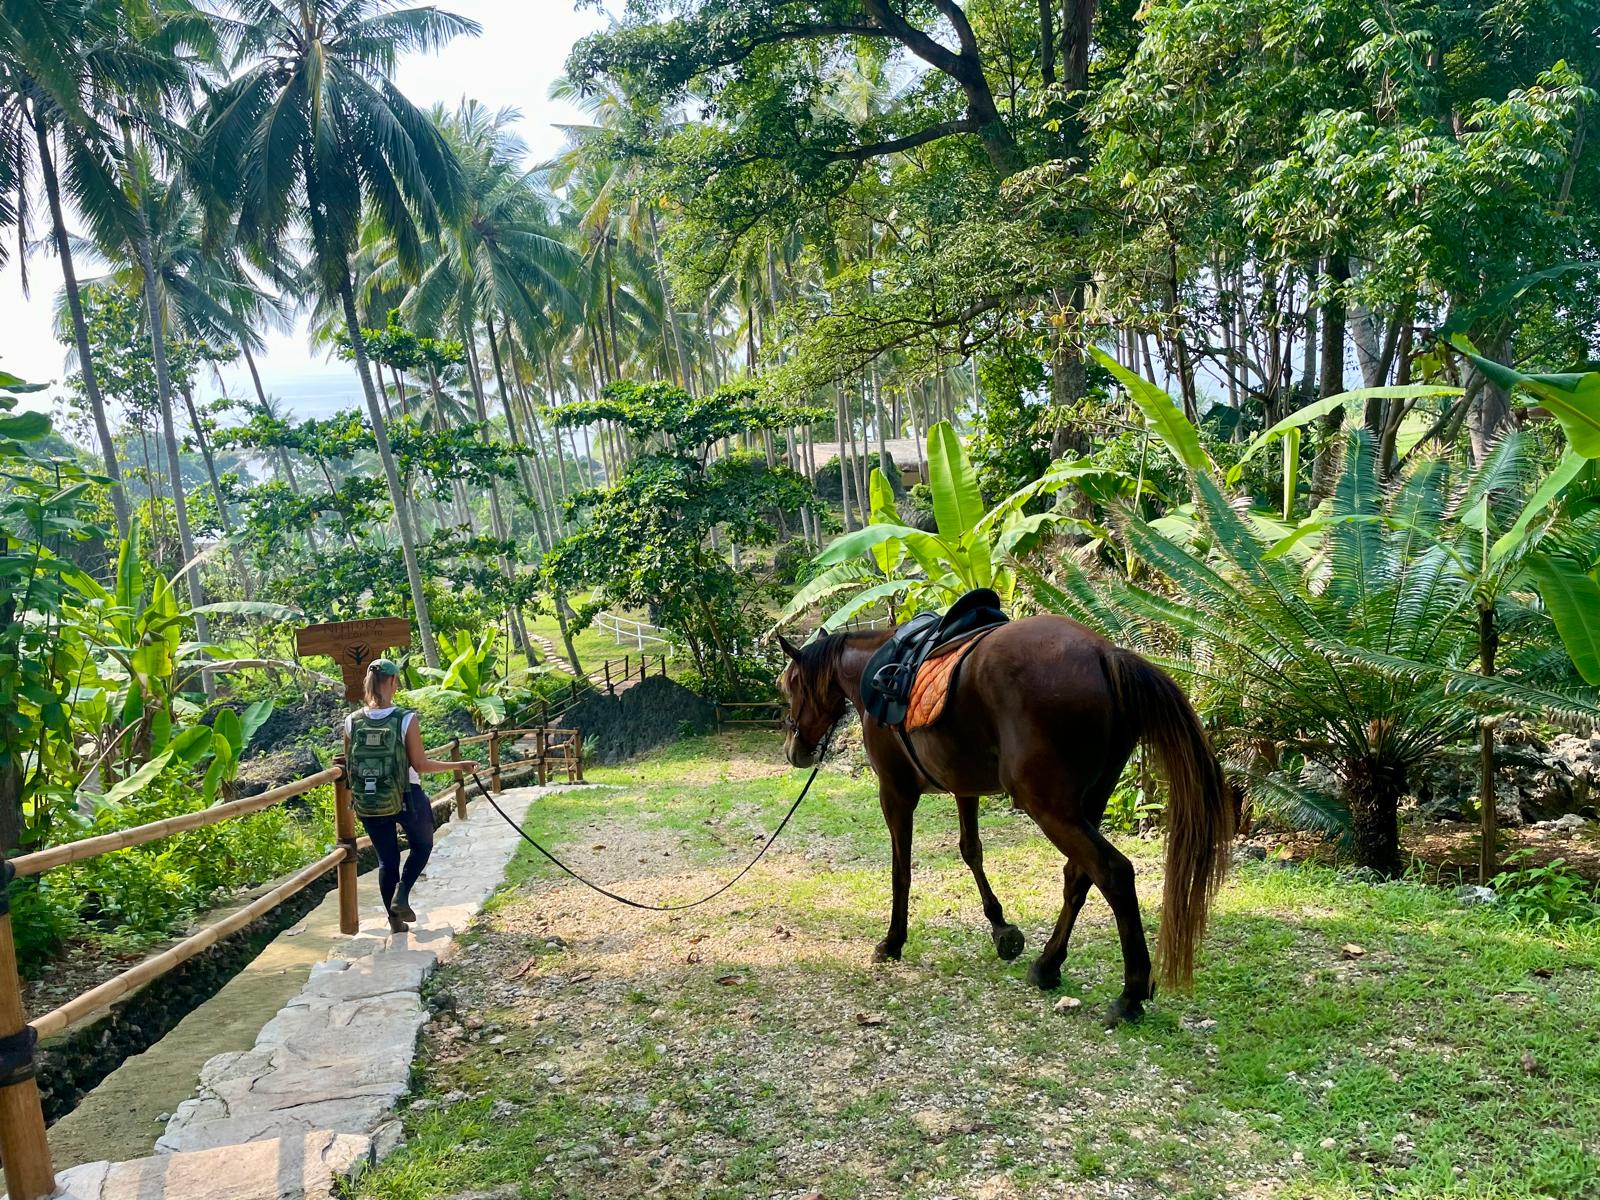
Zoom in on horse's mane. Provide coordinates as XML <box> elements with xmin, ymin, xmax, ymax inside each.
<box><xmin>791</xmin><ymin>629</ymin><xmax>884</xmax><ymax>711</ymax></box>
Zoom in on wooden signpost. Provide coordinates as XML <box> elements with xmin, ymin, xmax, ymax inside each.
<box><xmin>295</xmin><ymin>617</ymin><xmax>412</xmax><ymax>701</ymax></box>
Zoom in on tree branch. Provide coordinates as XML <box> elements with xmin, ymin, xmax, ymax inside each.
<box><xmin>822</xmin><ymin>120</ymin><xmax>980</xmax><ymax>161</ymax></box>
<box><xmin>859</xmin><ymin>0</ymin><xmax>966</xmax><ymax>78</ymax></box>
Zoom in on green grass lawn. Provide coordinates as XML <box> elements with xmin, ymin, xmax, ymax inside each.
<box><xmin>523</xmin><ymin>601</ymin><xmax>669</xmax><ymax>677</ymax></box>
<box><xmin>360</xmin><ymin>732</ymin><xmax>1600</xmax><ymax>1200</ymax></box>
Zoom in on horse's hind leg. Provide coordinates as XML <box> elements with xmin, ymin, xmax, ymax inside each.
<box><xmin>1025</xmin><ymin>861</ymin><xmax>1092</xmax><ymax>990</ymax></box>
<box><xmin>956</xmin><ymin>795</ymin><xmax>1024</xmax><ymax>960</ymax></box>
<box><xmin>1024</xmin><ymin>807</ymin><xmax>1155</xmax><ymax>1026</ymax></box>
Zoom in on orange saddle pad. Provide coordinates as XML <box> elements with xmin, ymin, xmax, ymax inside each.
<box><xmin>904</xmin><ymin>632</ymin><xmax>990</xmax><ymax>732</ymax></box>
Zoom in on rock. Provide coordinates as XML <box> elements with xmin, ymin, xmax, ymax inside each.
<box><xmin>57</xmin><ymin>1131</ymin><xmax>372</xmax><ymax>1200</ymax></box>
<box><xmin>1319</xmin><ymin>1137</ymin><xmax>1338</xmax><ymax>1150</ymax></box>
<box><xmin>408</xmin><ymin>1098</ymin><xmax>437</xmax><ymax>1112</ymax></box>
<box><xmin>1546</xmin><ymin>813</ymin><xmax>1588</xmax><ymax>833</ymax></box>
<box><xmin>1052</xmin><ymin>996</ymin><xmax>1082</xmax><ymax>1012</ymax></box>
<box><xmin>371</xmin><ymin>1117</ymin><xmax>405</xmax><ymax>1161</ymax></box>
<box><xmin>440</xmin><ymin>1090</ymin><xmax>468</xmax><ymax>1105</ymax></box>
<box><xmin>490</xmin><ymin>1099</ymin><xmax>520</xmax><ymax>1120</ymax></box>
<box><xmin>1455</xmin><ymin>884</ymin><xmax>1498</xmax><ymax>907</ymax></box>
<box><xmin>1232</xmin><ymin>845</ymin><xmax>1268</xmax><ymax>865</ymax></box>
<box><xmin>1345</xmin><ymin>866</ymin><xmax>1385</xmax><ymax>884</ymax></box>
<box><xmin>233</xmin><ymin>747</ymin><xmax>327</xmax><ymax>803</ymax></box>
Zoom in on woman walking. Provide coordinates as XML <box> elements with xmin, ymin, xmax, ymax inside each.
<box><xmin>344</xmin><ymin>658</ymin><xmax>475</xmax><ymax>932</ymax></box>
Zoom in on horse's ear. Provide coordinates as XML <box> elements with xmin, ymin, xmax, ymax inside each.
<box><xmin>776</xmin><ymin>633</ymin><xmax>802</xmax><ymax>661</ymax></box>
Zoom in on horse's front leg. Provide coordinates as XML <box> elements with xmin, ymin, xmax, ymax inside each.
<box><xmin>874</xmin><ymin>783</ymin><xmax>919</xmax><ymax>962</ymax></box>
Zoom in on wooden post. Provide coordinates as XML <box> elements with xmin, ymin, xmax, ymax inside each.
<box><xmin>489</xmin><ymin>733</ymin><xmax>502</xmax><ymax>794</ymax></box>
<box><xmin>332</xmin><ymin>757</ymin><xmax>359</xmax><ymax>936</ymax></box>
<box><xmin>449</xmin><ymin>737</ymin><xmax>466</xmax><ymax>820</ymax></box>
<box><xmin>535</xmin><ymin>727</ymin><xmax>548</xmax><ymax>787</ymax></box>
<box><xmin>0</xmin><ymin>862</ymin><xmax>56</xmax><ymax>1200</ymax></box>
<box><xmin>604</xmin><ymin>661</ymin><xmax>613</xmax><ymax>695</ymax></box>
<box><xmin>573</xmin><ymin>729</ymin><xmax>585</xmax><ymax>783</ymax></box>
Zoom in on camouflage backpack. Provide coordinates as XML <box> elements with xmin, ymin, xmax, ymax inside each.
<box><xmin>348</xmin><ymin>709</ymin><xmax>410</xmax><ymax>818</ymax></box>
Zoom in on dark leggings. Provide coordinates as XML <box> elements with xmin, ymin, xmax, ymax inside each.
<box><xmin>359</xmin><ymin>783</ymin><xmax>435</xmax><ymax>913</ymax></box>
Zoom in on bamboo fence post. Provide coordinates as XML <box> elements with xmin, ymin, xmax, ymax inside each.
<box><xmin>450</xmin><ymin>737</ymin><xmax>466</xmax><ymax>819</ymax></box>
<box><xmin>0</xmin><ymin>862</ymin><xmax>56</xmax><ymax>1200</ymax></box>
<box><xmin>489</xmin><ymin>734</ymin><xmax>502</xmax><ymax>794</ymax></box>
<box><xmin>332</xmin><ymin>757</ymin><xmax>359</xmax><ymax>936</ymax></box>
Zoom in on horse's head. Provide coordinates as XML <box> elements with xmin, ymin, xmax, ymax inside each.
<box><xmin>776</xmin><ymin>632</ymin><xmax>848</xmax><ymax>768</ymax></box>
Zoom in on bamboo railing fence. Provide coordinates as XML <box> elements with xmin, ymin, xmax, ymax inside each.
<box><xmin>0</xmin><ymin>721</ymin><xmax>582</xmax><ymax>1200</ymax></box>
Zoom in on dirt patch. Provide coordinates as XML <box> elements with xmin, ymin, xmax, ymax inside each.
<box><xmin>1243</xmin><ymin>820</ymin><xmax>1600</xmax><ymax>882</ymax></box>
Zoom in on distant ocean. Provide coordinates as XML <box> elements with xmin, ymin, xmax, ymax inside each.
<box><xmin>213</xmin><ymin>358</ymin><xmax>365</xmax><ymax>419</ymax></box>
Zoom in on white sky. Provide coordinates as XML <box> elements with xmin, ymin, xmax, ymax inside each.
<box><xmin>2</xmin><ymin>1</ymin><xmax>610</xmax><ymax>418</ymax></box>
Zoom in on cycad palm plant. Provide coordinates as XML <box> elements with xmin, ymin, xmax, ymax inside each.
<box><xmin>1033</xmin><ymin>430</ymin><xmax>1600</xmax><ymax>875</ymax></box>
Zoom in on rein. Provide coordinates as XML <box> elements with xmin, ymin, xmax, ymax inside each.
<box><xmin>466</xmin><ymin>719</ymin><xmax>839</xmax><ymax>913</ymax></box>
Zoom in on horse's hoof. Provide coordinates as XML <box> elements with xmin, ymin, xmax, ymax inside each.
<box><xmin>992</xmin><ymin>924</ymin><xmax>1025</xmax><ymax>961</ymax></box>
<box><xmin>1026</xmin><ymin>960</ymin><xmax>1061</xmax><ymax>990</ymax></box>
<box><xmin>1104</xmin><ymin>996</ymin><xmax>1146</xmax><ymax>1027</ymax></box>
<box><xmin>872</xmin><ymin>941</ymin><xmax>903</xmax><ymax>963</ymax></box>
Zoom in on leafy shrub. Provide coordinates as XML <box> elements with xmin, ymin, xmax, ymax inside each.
<box><xmin>26</xmin><ymin>773</ymin><xmax>336</xmax><ymax>963</ymax></box>
<box><xmin>9</xmin><ymin>876</ymin><xmax>81</xmax><ymax>979</ymax></box>
<box><xmin>1103</xmin><ymin>770</ymin><xmax>1166</xmax><ymax>833</ymax></box>
<box><xmin>1491</xmin><ymin>851</ymin><xmax>1600</xmax><ymax>925</ymax></box>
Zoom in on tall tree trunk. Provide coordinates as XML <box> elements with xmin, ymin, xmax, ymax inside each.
<box><xmin>464</xmin><ymin>329</ymin><xmax>531</xmax><ymax>663</ymax></box>
<box><xmin>837</xmin><ymin>390</ymin><xmax>856</xmax><ymax>531</ymax></box>
<box><xmin>486</xmin><ymin>319</ymin><xmax>547</xmax><ymax>548</ymax></box>
<box><xmin>132</xmin><ymin>222</ymin><xmax>214</xmax><ymax>698</ymax></box>
<box><xmin>647</xmin><ymin>208</ymin><xmax>693</xmax><ymax>388</ymax></box>
<box><xmin>34</xmin><ymin>107</ymin><xmax>128</xmax><ymax>536</ymax></box>
<box><xmin>179</xmin><ymin>380</ymin><xmax>254</xmax><ymax>601</ymax></box>
<box><xmin>1468</xmin><ymin>332</ymin><xmax>1513</xmax><ymax>464</ymax></box>
<box><xmin>338</xmin><ymin>268</ymin><xmax>439</xmax><ymax>667</ymax></box>
<box><xmin>1309</xmin><ymin>254</ymin><xmax>1349</xmax><ymax>506</ymax></box>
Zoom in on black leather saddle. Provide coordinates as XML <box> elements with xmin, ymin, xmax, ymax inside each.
<box><xmin>862</xmin><ymin>588</ymin><xmax>1010</xmax><ymax>728</ymax></box>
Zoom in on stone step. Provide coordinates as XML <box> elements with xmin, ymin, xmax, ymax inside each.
<box><xmin>48</xmin><ymin>1132</ymin><xmax>371</xmax><ymax>1200</ymax></box>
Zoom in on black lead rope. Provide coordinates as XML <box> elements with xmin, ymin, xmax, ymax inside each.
<box><xmin>466</xmin><ymin>721</ymin><xmax>838</xmax><ymax>913</ymax></box>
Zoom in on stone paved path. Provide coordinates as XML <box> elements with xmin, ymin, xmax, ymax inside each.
<box><xmin>44</xmin><ymin>783</ymin><xmax>569</xmax><ymax>1200</ymax></box>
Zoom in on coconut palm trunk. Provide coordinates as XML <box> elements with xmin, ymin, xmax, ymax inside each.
<box><xmin>130</xmin><ymin>224</ymin><xmax>214</xmax><ymax>697</ymax></box>
<box><xmin>338</xmin><ymin>268</ymin><xmax>440</xmax><ymax>668</ymax></box>
<box><xmin>179</xmin><ymin>379</ymin><xmax>254</xmax><ymax>600</ymax></box>
<box><xmin>33</xmin><ymin>107</ymin><xmax>129</xmax><ymax>536</ymax></box>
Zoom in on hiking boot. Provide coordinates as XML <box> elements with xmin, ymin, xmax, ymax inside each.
<box><xmin>393</xmin><ymin>887</ymin><xmax>416</xmax><ymax>923</ymax></box>
<box><xmin>386</xmin><ymin>909</ymin><xmax>410</xmax><ymax>934</ymax></box>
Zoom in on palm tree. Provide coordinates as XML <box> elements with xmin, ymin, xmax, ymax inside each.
<box><xmin>192</xmin><ymin>0</ymin><xmax>481</xmax><ymax>668</ymax></box>
<box><xmin>0</xmin><ymin>0</ymin><xmax>149</xmax><ymax>535</ymax></box>
<box><xmin>73</xmin><ymin>157</ymin><xmax>286</xmax><ymax>603</ymax></box>
<box><xmin>1034</xmin><ymin>431</ymin><xmax>1600</xmax><ymax>876</ymax></box>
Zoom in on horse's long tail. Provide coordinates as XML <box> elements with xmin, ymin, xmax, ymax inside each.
<box><xmin>1104</xmin><ymin>647</ymin><xmax>1234</xmax><ymax>989</ymax></box>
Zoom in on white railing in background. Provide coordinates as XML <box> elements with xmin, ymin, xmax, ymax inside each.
<box><xmin>596</xmin><ymin>611</ymin><xmax>673</xmax><ymax>651</ymax></box>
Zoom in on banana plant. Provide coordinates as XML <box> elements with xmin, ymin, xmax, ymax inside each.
<box><xmin>779</xmin><ymin>421</ymin><xmax>1099</xmax><ymax>630</ymax></box>
<box><xmin>408</xmin><ymin>630</ymin><xmax>524</xmax><ymax>728</ymax></box>
<box><xmin>91</xmin><ymin>699</ymin><xmax>274</xmax><ymax>807</ymax></box>
<box><xmin>65</xmin><ymin>518</ymin><xmax>298</xmax><ymax>764</ymax></box>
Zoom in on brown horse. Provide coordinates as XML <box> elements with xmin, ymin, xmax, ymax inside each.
<box><xmin>777</xmin><ymin>615</ymin><xmax>1234</xmax><ymax>1025</ymax></box>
